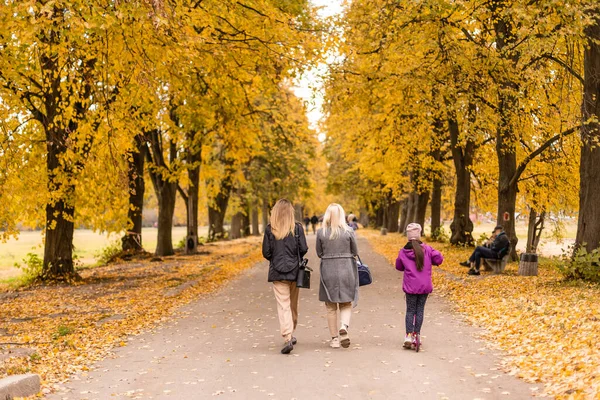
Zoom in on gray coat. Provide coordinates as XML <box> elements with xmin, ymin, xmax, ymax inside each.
<box><xmin>316</xmin><ymin>228</ymin><xmax>359</xmax><ymax>305</ymax></box>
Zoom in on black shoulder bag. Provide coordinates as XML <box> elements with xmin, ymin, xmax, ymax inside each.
<box><xmin>295</xmin><ymin>224</ymin><xmax>311</xmax><ymax>289</ymax></box>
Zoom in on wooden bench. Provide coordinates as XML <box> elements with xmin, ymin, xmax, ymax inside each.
<box><xmin>482</xmin><ymin>255</ymin><xmax>510</xmax><ymax>274</ymax></box>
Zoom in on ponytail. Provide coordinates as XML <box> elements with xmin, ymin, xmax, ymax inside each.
<box><xmin>412</xmin><ymin>239</ymin><xmax>424</xmax><ymax>271</ymax></box>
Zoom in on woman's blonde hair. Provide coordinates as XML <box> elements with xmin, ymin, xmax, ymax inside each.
<box><xmin>270</xmin><ymin>199</ymin><xmax>296</xmax><ymax>240</ymax></box>
<box><xmin>322</xmin><ymin>203</ymin><xmax>352</xmax><ymax>240</ymax></box>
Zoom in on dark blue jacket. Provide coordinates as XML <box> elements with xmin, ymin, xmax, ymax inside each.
<box><xmin>491</xmin><ymin>232</ymin><xmax>510</xmax><ymax>257</ymax></box>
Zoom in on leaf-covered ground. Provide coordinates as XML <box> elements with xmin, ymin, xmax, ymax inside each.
<box><xmin>360</xmin><ymin>229</ymin><xmax>600</xmax><ymax>399</ymax></box>
<box><xmin>0</xmin><ymin>237</ymin><xmax>262</xmax><ymax>396</ymax></box>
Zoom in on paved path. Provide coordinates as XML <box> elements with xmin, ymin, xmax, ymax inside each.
<box><xmin>50</xmin><ymin>236</ymin><xmax>537</xmax><ymax>400</ymax></box>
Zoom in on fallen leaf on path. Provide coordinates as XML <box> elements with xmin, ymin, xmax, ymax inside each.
<box><xmin>0</xmin><ymin>238</ymin><xmax>262</xmax><ymax>393</ymax></box>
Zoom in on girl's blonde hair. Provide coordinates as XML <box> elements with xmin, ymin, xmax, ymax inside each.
<box><xmin>322</xmin><ymin>203</ymin><xmax>352</xmax><ymax>240</ymax></box>
<box><xmin>270</xmin><ymin>199</ymin><xmax>296</xmax><ymax>240</ymax></box>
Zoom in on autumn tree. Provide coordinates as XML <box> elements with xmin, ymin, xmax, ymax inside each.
<box><xmin>0</xmin><ymin>1</ymin><xmax>147</xmax><ymax>279</ymax></box>
<box><xmin>0</xmin><ymin>0</ymin><xmax>321</xmax><ymax>275</ymax></box>
<box><xmin>321</xmin><ymin>0</ymin><xmax>591</xmax><ymax>264</ymax></box>
<box><xmin>576</xmin><ymin>6</ymin><xmax>600</xmax><ymax>252</ymax></box>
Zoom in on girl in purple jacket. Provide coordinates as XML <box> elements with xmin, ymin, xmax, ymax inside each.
<box><xmin>395</xmin><ymin>223</ymin><xmax>444</xmax><ymax>348</ymax></box>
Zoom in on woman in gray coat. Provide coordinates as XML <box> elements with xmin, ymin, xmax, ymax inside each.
<box><xmin>317</xmin><ymin>203</ymin><xmax>359</xmax><ymax>349</ymax></box>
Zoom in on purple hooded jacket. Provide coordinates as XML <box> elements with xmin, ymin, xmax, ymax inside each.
<box><xmin>395</xmin><ymin>242</ymin><xmax>444</xmax><ymax>294</ymax></box>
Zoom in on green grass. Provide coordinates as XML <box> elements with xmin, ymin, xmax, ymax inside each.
<box><xmin>55</xmin><ymin>325</ymin><xmax>72</xmax><ymax>338</ymax></box>
<box><xmin>0</xmin><ymin>226</ymin><xmax>207</xmax><ymax>281</ymax></box>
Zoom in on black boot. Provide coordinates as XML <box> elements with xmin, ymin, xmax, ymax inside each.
<box><xmin>281</xmin><ymin>341</ymin><xmax>294</xmax><ymax>354</ymax></box>
<box><xmin>460</xmin><ymin>261</ymin><xmax>471</xmax><ymax>267</ymax></box>
<box><xmin>468</xmin><ymin>267</ymin><xmax>480</xmax><ymax>276</ymax></box>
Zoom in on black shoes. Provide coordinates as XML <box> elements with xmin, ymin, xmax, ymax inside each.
<box><xmin>460</xmin><ymin>261</ymin><xmax>471</xmax><ymax>267</ymax></box>
<box><xmin>468</xmin><ymin>268</ymin><xmax>481</xmax><ymax>276</ymax></box>
<box><xmin>281</xmin><ymin>337</ymin><xmax>297</xmax><ymax>354</ymax></box>
<box><xmin>281</xmin><ymin>341</ymin><xmax>294</xmax><ymax>354</ymax></box>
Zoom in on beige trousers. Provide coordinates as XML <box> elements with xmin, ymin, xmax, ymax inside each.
<box><xmin>273</xmin><ymin>281</ymin><xmax>299</xmax><ymax>342</ymax></box>
<box><xmin>325</xmin><ymin>301</ymin><xmax>352</xmax><ymax>338</ymax></box>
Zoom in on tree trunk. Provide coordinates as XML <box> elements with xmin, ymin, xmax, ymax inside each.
<box><xmin>518</xmin><ymin>253</ymin><xmax>539</xmax><ymax>276</ymax></box>
<box><xmin>43</xmin><ymin>199</ymin><xmax>76</xmax><ymax>280</ymax></box>
<box><xmin>406</xmin><ymin>192</ymin><xmax>419</xmax><ymax>225</ymax></box>
<box><xmin>146</xmin><ymin>130</ymin><xmax>178</xmax><ymax>256</ymax></box>
<box><xmin>375</xmin><ymin>205</ymin><xmax>384</xmax><ymax>228</ymax></box>
<box><xmin>493</xmin><ymin>0</ymin><xmax>520</xmax><ymax>260</ymax></box>
<box><xmin>208</xmin><ymin>205</ymin><xmax>227</xmax><ymax>240</ymax></box>
<box><xmin>155</xmin><ymin>182</ymin><xmax>177</xmax><ymax>256</ymax></box>
<box><xmin>415</xmin><ymin>190</ymin><xmax>430</xmax><ymax>228</ymax></box>
<box><xmin>184</xmin><ymin>153</ymin><xmax>201</xmax><ymax>253</ymax></box>
<box><xmin>447</xmin><ymin>105</ymin><xmax>475</xmax><ymax>246</ymax></box>
<box><xmin>576</xmin><ymin>13</ymin><xmax>600</xmax><ymax>253</ymax></box>
<box><xmin>429</xmin><ymin>111</ymin><xmax>444</xmax><ymax>239</ymax></box>
<box><xmin>122</xmin><ymin>134</ymin><xmax>146</xmax><ymax>252</ymax></box>
<box><xmin>174</xmin><ymin>128</ymin><xmax>204</xmax><ymax>254</ymax></box>
<box><xmin>262</xmin><ymin>198</ymin><xmax>269</xmax><ymax>234</ymax></box>
<box><xmin>230</xmin><ymin>212</ymin><xmax>244</xmax><ymax>239</ymax></box>
<box><xmin>526</xmin><ymin>208</ymin><xmax>546</xmax><ymax>253</ymax></box>
<box><xmin>38</xmin><ymin>17</ymin><xmax>94</xmax><ymax>281</ymax></box>
<box><xmin>398</xmin><ymin>198</ymin><xmax>409</xmax><ymax>233</ymax></box>
<box><xmin>294</xmin><ymin>204</ymin><xmax>303</xmax><ymax>223</ymax></box>
<box><xmin>251</xmin><ymin>206</ymin><xmax>260</xmax><ymax>235</ymax></box>
<box><xmin>449</xmin><ymin>166</ymin><xmax>474</xmax><ymax>246</ymax></box>
<box><xmin>386</xmin><ymin>199</ymin><xmax>400</xmax><ymax>233</ymax></box>
<box><xmin>496</xmin><ymin>148</ymin><xmax>519</xmax><ymax>260</ymax></box>
<box><xmin>42</xmin><ymin>128</ymin><xmax>76</xmax><ymax>280</ymax></box>
<box><xmin>430</xmin><ymin>177</ymin><xmax>442</xmax><ymax>237</ymax></box>
<box><xmin>359</xmin><ymin>206</ymin><xmax>370</xmax><ymax>227</ymax></box>
<box><xmin>229</xmin><ymin>193</ymin><xmax>250</xmax><ymax>239</ymax></box>
<box><xmin>208</xmin><ymin>182</ymin><xmax>231</xmax><ymax>241</ymax></box>
<box><xmin>381</xmin><ymin>201</ymin><xmax>388</xmax><ymax>233</ymax></box>
<box><xmin>242</xmin><ymin>207</ymin><xmax>251</xmax><ymax>236</ymax></box>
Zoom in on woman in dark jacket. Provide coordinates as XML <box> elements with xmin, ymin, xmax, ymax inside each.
<box><xmin>262</xmin><ymin>199</ymin><xmax>308</xmax><ymax>354</ymax></box>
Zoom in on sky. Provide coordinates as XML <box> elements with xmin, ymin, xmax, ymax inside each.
<box><xmin>292</xmin><ymin>0</ymin><xmax>344</xmax><ymax>141</ymax></box>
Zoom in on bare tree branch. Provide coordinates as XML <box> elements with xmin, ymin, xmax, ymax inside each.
<box><xmin>509</xmin><ymin>125</ymin><xmax>581</xmax><ymax>188</ymax></box>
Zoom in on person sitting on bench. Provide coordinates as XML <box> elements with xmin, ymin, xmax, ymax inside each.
<box><xmin>460</xmin><ymin>225</ymin><xmax>510</xmax><ymax>275</ymax></box>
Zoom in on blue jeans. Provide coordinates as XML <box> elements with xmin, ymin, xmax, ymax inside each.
<box><xmin>469</xmin><ymin>246</ymin><xmax>497</xmax><ymax>269</ymax></box>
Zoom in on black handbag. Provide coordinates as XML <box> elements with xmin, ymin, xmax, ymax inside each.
<box><xmin>295</xmin><ymin>225</ymin><xmax>311</xmax><ymax>289</ymax></box>
<box><xmin>356</xmin><ymin>255</ymin><xmax>373</xmax><ymax>286</ymax></box>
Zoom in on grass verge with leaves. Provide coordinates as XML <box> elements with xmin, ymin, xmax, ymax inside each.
<box><xmin>0</xmin><ymin>237</ymin><xmax>262</xmax><ymax>395</ymax></box>
<box><xmin>14</xmin><ymin>253</ymin><xmax>44</xmax><ymax>286</ymax></box>
<box><xmin>360</xmin><ymin>229</ymin><xmax>600</xmax><ymax>399</ymax></box>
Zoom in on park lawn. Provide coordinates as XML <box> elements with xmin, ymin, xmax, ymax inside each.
<box><xmin>360</xmin><ymin>229</ymin><xmax>600</xmax><ymax>399</ymax></box>
<box><xmin>0</xmin><ymin>236</ymin><xmax>262</xmax><ymax>396</ymax></box>
<box><xmin>0</xmin><ymin>227</ymin><xmax>193</xmax><ymax>282</ymax></box>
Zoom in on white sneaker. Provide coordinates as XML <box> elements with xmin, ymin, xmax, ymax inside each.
<box><xmin>339</xmin><ymin>326</ymin><xmax>350</xmax><ymax>348</ymax></box>
<box><xmin>330</xmin><ymin>337</ymin><xmax>340</xmax><ymax>348</ymax></box>
<box><xmin>403</xmin><ymin>334</ymin><xmax>413</xmax><ymax>349</ymax></box>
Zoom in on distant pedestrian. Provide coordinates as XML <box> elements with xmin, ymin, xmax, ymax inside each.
<box><xmin>303</xmin><ymin>215</ymin><xmax>310</xmax><ymax>232</ymax></box>
<box><xmin>310</xmin><ymin>214</ymin><xmax>319</xmax><ymax>234</ymax></box>
<box><xmin>317</xmin><ymin>203</ymin><xmax>360</xmax><ymax>349</ymax></box>
<box><xmin>395</xmin><ymin>223</ymin><xmax>444</xmax><ymax>349</ymax></box>
<box><xmin>347</xmin><ymin>214</ymin><xmax>359</xmax><ymax>231</ymax></box>
<box><xmin>262</xmin><ymin>199</ymin><xmax>308</xmax><ymax>355</ymax></box>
